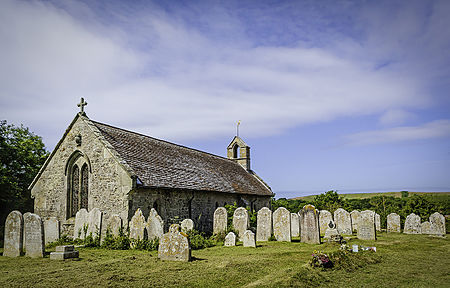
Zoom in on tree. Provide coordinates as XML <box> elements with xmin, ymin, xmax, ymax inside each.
<box><xmin>0</xmin><ymin>120</ymin><xmax>49</xmax><ymax>225</ymax></box>
<box><xmin>313</xmin><ymin>190</ymin><xmax>345</xmax><ymax>213</ymax></box>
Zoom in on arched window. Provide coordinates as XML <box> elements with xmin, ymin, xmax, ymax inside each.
<box><xmin>80</xmin><ymin>164</ymin><xmax>89</xmax><ymax>210</ymax></box>
<box><xmin>233</xmin><ymin>144</ymin><xmax>239</xmax><ymax>158</ymax></box>
<box><xmin>66</xmin><ymin>151</ymin><xmax>91</xmax><ymax>218</ymax></box>
<box><xmin>71</xmin><ymin>165</ymin><xmax>79</xmax><ymax>217</ymax></box>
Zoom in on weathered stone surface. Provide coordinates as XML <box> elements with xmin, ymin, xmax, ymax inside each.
<box><xmin>87</xmin><ymin>208</ymin><xmax>102</xmax><ymax>239</ymax></box>
<box><xmin>44</xmin><ymin>217</ymin><xmax>60</xmax><ymax>245</ymax></box>
<box><xmin>256</xmin><ymin>207</ymin><xmax>272</xmax><ymax>242</ymax></box>
<box><xmin>56</xmin><ymin>245</ymin><xmax>74</xmax><ymax>252</ymax></box>
<box><xmin>233</xmin><ymin>207</ymin><xmax>249</xmax><ymax>240</ymax></box>
<box><xmin>24</xmin><ymin>213</ymin><xmax>45</xmax><ymax>258</ymax></box>
<box><xmin>224</xmin><ymin>232</ymin><xmax>236</xmax><ymax>247</ymax></box>
<box><xmin>299</xmin><ymin>205</ymin><xmax>320</xmax><ymax>244</ymax></box>
<box><xmin>129</xmin><ymin>208</ymin><xmax>147</xmax><ymax>240</ymax></box>
<box><xmin>323</xmin><ymin>221</ymin><xmax>342</xmax><ymax>243</ymax></box>
<box><xmin>50</xmin><ymin>245</ymin><xmax>79</xmax><ymax>260</ymax></box>
<box><xmin>158</xmin><ymin>224</ymin><xmax>191</xmax><ymax>262</ymax></box>
<box><xmin>106</xmin><ymin>214</ymin><xmax>122</xmax><ymax>237</ymax></box>
<box><xmin>22</xmin><ymin>212</ymin><xmax>31</xmax><ymax>249</ymax></box>
<box><xmin>291</xmin><ymin>213</ymin><xmax>300</xmax><ymax>237</ymax></box>
<box><xmin>404</xmin><ymin>213</ymin><xmax>421</xmax><ymax>234</ymax></box>
<box><xmin>3</xmin><ymin>210</ymin><xmax>23</xmax><ymax>257</ymax></box>
<box><xmin>375</xmin><ymin>213</ymin><xmax>381</xmax><ymax>231</ymax></box>
<box><xmin>429</xmin><ymin>212</ymin><xmax>446</xmax><ymax>235</ymax></box>
<box><xmin>147</xmin><ymin>208</ymin><xmax>164</xmax><ymax>240</ymax></box>
<box><xmin>357</xmin><ymin>210</ymin><xmax>376</xmax><ymax>240</ymax></box>
<box><xmin>350</xmin><ymin>210</ymin><xmax>361</xmax><ymax>232</ymax></box>
<box><xmin>73</xmin><ymin>209</ymin><xmax>89</xmax><ymax>239</ymax></box>
<box><xmin>334</xmin><ymin>208</ymin><xmax>352</xmax><ymax>235</ymax></box>
<box><xmin>387</xmin><ymin>213</ymin><xmax>401</xmax><ymax>233</ymax></box>
<box><xmin>273</xmin><ymin>207</ymin><xmax>291</xmax><ymax>242</ymax></box>
<box><xmin>421</xmin><ymin>221</ymin><xmax>432</xmax><ymax>234</ymax></box>
<box><xmin>181</xmin><ymin>219</ymin><xmax>194</xmax><ymax>232</ymax></box>
<box><xmin>319</xmin><ymin>210</ymin><xmax>333</xmax><ymax>235</ymax></box>
<box><xmin>213</xmin><ymin>207</ymin><xmax>227</xmax><ymax>235</ymax></box>
<box><xmin>243</xmin><ymin>230</ymin><xmax>256</xmax><ymax>247</ymax></box>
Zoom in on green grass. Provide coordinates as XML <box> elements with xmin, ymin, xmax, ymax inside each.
<box><xmin>294</xmin><ymin>191</ymin><xmax>450</xmax><ymax>201</ymax></box>
<box><xmin>1</xmin><ymin>233</ymin><xmax>449</xmax><ymax>287</ymax></box>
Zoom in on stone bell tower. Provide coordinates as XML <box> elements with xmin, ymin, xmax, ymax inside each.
<box><xmin>227</xmin><ymin>136</ymin><xmax>250</xmax><ymax>171</ymax></box>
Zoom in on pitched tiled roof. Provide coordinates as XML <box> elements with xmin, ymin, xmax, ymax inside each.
<box><xmin>91</xmin><ymin>120</ymin><xmax>272</xmax><ymax>196</ymax></box>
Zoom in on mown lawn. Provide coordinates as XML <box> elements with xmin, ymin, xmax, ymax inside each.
<box><xmin>0</xmin><ymin>233</ymin><xmax>449</xmax><ymax>287</ymax></box>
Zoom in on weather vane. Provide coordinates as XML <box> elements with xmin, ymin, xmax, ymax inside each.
<box><xmin>77</xmin><ymin>98</ymin><xmax>87</xmax><ymax>114</ymax></box>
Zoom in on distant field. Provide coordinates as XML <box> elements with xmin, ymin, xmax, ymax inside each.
<box><xmin>292</xmin><ymin>191</ymin><xmax>450</xmax><ymax>201</ymax></box>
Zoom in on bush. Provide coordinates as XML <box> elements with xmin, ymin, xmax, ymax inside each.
<box><xmin>187</xmin><ymin>229</ymin><xmax>216</xmax><ymax>250</ymax></box>
<box><xmin>45</xmin><ymin>234</ymin><xmax>74</xmax><ymax>249</ymax></box>
<box><xmin>130</xmin><ymin>237</ymin><xmax>159</xmax><ymax>251</ymax></box>
<box><xmin>101</xmin><ymin>228</ymin><xmax>131</xmax><ymax>250</ymax></box>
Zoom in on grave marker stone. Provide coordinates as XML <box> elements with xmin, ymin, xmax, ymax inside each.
<box><xmin>357</xmin><ymin>210</ymin><xmax>376</xmax><ymax>240</ymax></box>
<box><xmin>158</xmin><ymin>224</ymin><xmax>191</xmax><ymax>262</ymax></box>
<box><xmin>224</xmin><ymin>232</ymin><xmax>236</xmax><ymax>247</ymax></box>
<box><xmin>44</xmin><ymin>217</ymin><xmax>60</xmax><ymax>245</ymax></box>
<box><xmin>273</xmin><ymin>207</ymin><xmax>291</xmax><ymax>242</ymax></box>
<box><xmin>147</xmin><ymin>208</ymin><xmax>164</xmax><ymax>240</ymax></box>
<box><xmin>243</xmin><ymin>230</ymin><xmax>256</xmax><ymax>247</ymax></box>
<box><xmin>429</xmin><ymin>212</ymin><xmax>446</xmax><ymax>235</ymax></box>
<box><xmin>323</xmin><ymin>220</ymin><xmax>342</xmax><ymax>243</ymax></box>
<box><xmin>404</xmin><ymin>213</ymin><xmax>421</xmax><ymax>234</ymax></box>
<box><xmin>233</xmin><ymin>207</ymin><xmax>249</xmax><ymax>240</ymax></box>
<box><xmin>291</xmin><ymin>213</ymin><xmax>300</xmax><ymax>238</ymax></box>
<box><xmin>129</xmin><ymin>208</ymin><xmax>147</xmax><ymax>241</ymax></box>
<box><xmin>350</xmin><ymin>210</ymin><xmax>361</xmax><ymax>232</ymax></box>
<box><xmin>387</xmin><ymin>213</ymin><xmax>401</xmax><ymax>233</ymax></box>
<box><xmin>421</xmin><ymin>221</ymin><xmax>432</xmax><ymax>235</ymax></box>
<box><xmin>50</xmin><ymin>245</ymin><xmax>79</xmax><ymax>260</ymax></box>
<box><xmin>375</xmin><ymin>213</ymin><xmax>381</xmax><ymax>231</ymax></box>
<box><xmin>319</xmin><ymin>210</ymin><xmax>333</xmax><ymax>235</ymax></box>
<box><xmin>213</xmin><ymin>207</ymin><xmax>227</xmax><ymax>235</ymax></box>
<box><xmin>3</xmin><ymin>210</ymin><xmax>23</xmax><ymax>257</ymax></box>
<box><xmin>107</xmin><ymin>215</ymin><xmax>123</xmax><ymax>237</ymax></box>
<box><xmin>334</xmin><ymin>208</ymin><xmax>352</xmax><ymax>235</ymax></box>
<box><xmin>87</xmin><ymin>208</ymin><xmax>102</xmax><ymax>239</ymax></box>
<box><xmin>256</xmin><ymin>207</ymin><xmax>272</xmax><ymax>242</ymax></box>
<box><xmin>24</xmin><ymin>213</ymin><xmax>45</xmax><ymax>258</ymax></box>
<box><xmin>73</xmin><ymin>209</ymin><xmax>89</xmax><ymax>240</ymax></box>
<box><xmin>22</xmin><ymin>212</ymin><xmax>31</xmax><ymax>249</ymax></box>
<box><xmin>299</xmin><ymin>205</ymin><xmax>320</xmax><ymax>244</ymax></box>
<box><xmin>181</xmin><ymin>219</ymin><xmax>194</xmax><ymax>232</ymax></box>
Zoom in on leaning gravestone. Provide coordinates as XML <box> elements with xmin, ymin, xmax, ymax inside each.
<box><xmin>421</xmin><ymin>221</ymin><xmax>432</xmax><ymax>235</ymax></box>
<box><xmin>3</xmin><ymin>210</ymin><xmax>23</xmax><ymax>257</ymax></box>
<box><xmin>233</xmin><ymin>207</ymin><xmax>249</xmax><ymax>240</ymax></box>
<box><xmin>429</xmin><ymin>212</ymin><xmax>446</xmax><ymax>235</ymax></box>
<box><xmin>334</xmin><ymin>208</ymin><xmax>352</xmax><ymax>235</ymax></box>
<box><xmin>350</xmin><ymin>210</ymin><xmax>361</xmax><ymax>232</ymax></box>
<box><xmin>291</xmin><ymin>213</ymin><xmax>300</xmax><ymax>238</ymax></box>
<box><xmin>181</xmin><ymin>219</ymin><xmax>194</xmax><ymax>232</ymax></box>
<box><xmin>299</xmin><ymin>205</ymin><xmax>320</xmax><ymax>244</ymax></box>
<box><xmin>273</xmin><ymin>207</ymin><xmax>291</xmax><ymax>242</ymax></box>
<box><xmin>158</xmin><ymin>224</ymin><xmax>191</xmax><ymax>262</ymax></box>
<box><xmin>375</xmin><ymin>213</ymin><xmax>381</xmax><ymax>231</ymax></box>
<box><xmin>44</xmin><ymin>217</ymin><xmax>60</xmax><ymax>245</ymax></box>
<box><xmin>319</xmin><ymin>210</ymin><xmax>333</xmax><ymax>235</ymax></box>
<box><xmin>129</xmin><ymin>208</ymin><xmax>147</xmax><ymax>241</ymax></box>
<box><xmin>243</xmin><ymin>230</ymin><xmax>256</xmax><ymax>247</ymax></box>
<box><xmin>404</xmin><ymin>213</ymin><xmax>421</xmax><ymax>234</ymax></box>
<box><xmin>213</xmin><ymin>207</ymin><xmax>227</xmax><ymax>235</ymax></box>
<box><xmin>256</xmin><ymin>207</ymin><xmax>272</xmax><ymax>242</ymax></box>
<box><xmin>147</xmin><ymin>208</ymin><xmax>164</xmax><ymax>240</ymax></box>
<box><xmin>24</xmin><ymin>213</ymin><xmax>45</xmax><ymax>258</ymax></box>
<box><xmin>387</xmin><ymin>213</ymin><xmax>401</xmax><ymax>233</ymax></box>
<box><xmin>357</xmin><ymin>210</ymin><xmax>376</xmax><ymax>240</ymax></box>
<box><xmin>224</xmin><ymin>232</ymin><xmax>236</xmax><ymax>247</ymax></box>
<box><xmin>73</xmin><ymin>209</ymin><xmax>89</xmax><ymax>240</ymax></box>
<box><xmin>87</xmin><ymin>208</ymin><xmax>102</xmax><ymax>239</ymax></box>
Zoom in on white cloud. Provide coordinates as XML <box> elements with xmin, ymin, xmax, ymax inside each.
<box><xmin>344</xmin><ymin>120</ymin><xmax>450</xmax><ymax>146</ymax></box>
<box><xmin>379</xmin><ymin>109</ymin><xmax>415</xmax><ymax>126</ymax></box>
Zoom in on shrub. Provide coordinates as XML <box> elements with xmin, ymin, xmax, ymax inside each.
<box><xmin>187</xmin><ymin>229</ymin><xmax>216</xmax><ymax>250</ymax></box>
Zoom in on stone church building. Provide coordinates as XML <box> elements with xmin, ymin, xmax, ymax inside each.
<box><xmin>29</xmin><ymin>100</ymin><xmax>272</xmax><ymax>234</ymax></box>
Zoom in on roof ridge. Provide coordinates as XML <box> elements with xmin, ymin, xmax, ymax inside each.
<box><xmin>90</xmin><ymin>119</ymin><xmax>235</xmax><ymax>163</ymax></box>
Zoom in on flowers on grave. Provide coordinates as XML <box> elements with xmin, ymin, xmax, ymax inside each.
<box><xmin>310</xmin><ymin>250</ymin><xmax>333</xmax><ymax>268</ymax></box>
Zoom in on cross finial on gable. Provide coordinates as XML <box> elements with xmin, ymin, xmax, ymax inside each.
<box><xmin>77</xmin><ymin>98</ymin><xmax>88</xmax><ymax>114</ymax></box>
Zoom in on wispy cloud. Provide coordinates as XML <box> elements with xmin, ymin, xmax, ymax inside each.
<box><xmin>344</xmin><ymin>120</ymin><xmax>450</xmax><ymax>146</ymax></box>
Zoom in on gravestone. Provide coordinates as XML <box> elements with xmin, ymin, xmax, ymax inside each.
<box><xmin>429</xmin><ymin>212</ymin><xmax>446</xmax><ymax>235</ymax></box>
<box><xmin>24</xmin><ymin>213</ymin><xmax>45</xmax><ymax>258</ymax></box>
<box><xmin>87</xmin><ymin>208</ymin><xmax>102</xmax><ymax>239</ymax></box>
<box><xmin>243</xmin><ymin>230</ymin><xmax>256</xmax><ymax>247</ymax></box>
<box><xmin>350</xmin><ymin>210</ymin><xmax>361</xmax><ymax>232</ymax></box>
<box><xmin>319</xmin><ymin>210</ymin><xmax>333</xmax><ymax>235</ymax></box>
<box><xmin>375</xmin><ymin>213</ymin><xmax>381</xmax><ymax>231</ymax></box>
<box><xmin>357</xmin><ymin>210</ymin><xmax>376</xmax><ymax>240</ymax></box>
<box><xmin>147</xmin><ymin>208</ymin><xmax>164</xmax><ymax>240</ymax></box>
<box><xmin>22</xmin><ymin>212</ymin><xmax>31</xmax><ymax>249</ymax></box>
<box><xmin>233</xmin><ymin>207</ymin><xmax>249</xmax><ymax>240</ymax></box>
<box><xmin>404</xmin><ymin>213</ymin><xmax>421</xmax><ymax>234</ymax></box>
<box><xmin>158</xmin><ymin>224</ymin><xmax>191</xmax><ymax>262</ymax></box>
<box><xmin>213</xmin><ymin>207</ymin><xmax>227</xmax><ymax>235</ymax></box>
<box><xmin>3</xmin><ymin>210</ymin><xmax>23</xmax><ymax>257</ymax></box>
<box><xmin>291</xmin><ymin>213</ymin><xmax>300</xmax><ymax>238</ymax></box>
<box><xmin>73</xmin><ymin>209</ymin><xmax>89</xmax><ymax>239</ymax></box>
<box><xmin>387</xmin><ymin>213</ymin><xmax>401</xmax><ymax>233</ymax></box>
<box><xmin>334</xmin><ymin>208</ymin><xmax>352</xmax><ymax>235</ymax></box>
<box><xmin>421</xmin><ymin>221</ymin><xmax>432</xmax><ymax>235</ymax></box>
<box><xmin>50</xmin><ymin>245</ymin><xmax>79</xmax><ymax>260</ymax></box>
<box><xmin>273</xmin><ymin>207</ymin><xmax>291</xmax><ymax>242</ymax></box>
<box><xmin>299</xmin><ymin>205</ymin><xmax>320</xmax><ymax>244</ymax></box>
<box><xmin>181</xmin><ymin>219</ymin><xmax>194</xmax><ymax>232</ymax></box>
<box><xmin>44</xmin><ymin>217</ymin><xmax>60</xmax><ymax>245</ymax></box>
<box><xmin>106</xmin><ymin>214</ymin><xmax>123</xmax><ymax>237</ymax></box>
<box><xmin>256</xmin><ymin>207</ymin><xmax>272</xmax><ymax>242</ymax></box>
<box><xmin>224</xmin><ymin>232</ymin><xmax>236</xmax><ymax>247</ymax></box>
<box><xmin>129</xmin><ymin>208</ymin><xmax>147</xmax><ymax>241</ymax></box>
<box><xmin>323</xmin><ymin>220</ymin><xmax>342</xmax><ymax>243</ymax></box>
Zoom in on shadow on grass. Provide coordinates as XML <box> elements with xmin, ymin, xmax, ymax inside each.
<box><xmin>191</xmin><ymin>256</ymin><xmax>206</xmax><ymax>262</ymax></box>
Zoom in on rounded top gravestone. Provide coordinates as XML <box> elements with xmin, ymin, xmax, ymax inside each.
<box><xmin>213</xmin><ymin>207</ymin><xmax>227</xmax><ymax>235</ymax></box>
<box><xmin>256</xmin><ymin>207</ymin><xmax>272</xmax><ymax>242</ymax></box>
<box><xmin>3</xmin><ymin>210</ymin><xmax>23</xmax><ymax>257</ymax></box>
<box><xmin>233</xmin><ymin>207</ymin><xmax>249</xmax><ymax>240</ymax></box>
<box><xmin>273</xmin><ymin>207</ymin><xmax>291</xmax><ymax>242</ymax></box>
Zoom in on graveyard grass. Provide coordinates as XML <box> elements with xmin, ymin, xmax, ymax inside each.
<box><xmin>1</xmin><ymin>233</ymin><xmax>449</xmax><ymax>287</ymax></box>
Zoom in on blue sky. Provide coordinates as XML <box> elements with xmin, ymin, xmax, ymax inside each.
<box><xmin>1</xmin><ymin>0</ymin><xmax>449</xmax><ymax>198</ymax></box>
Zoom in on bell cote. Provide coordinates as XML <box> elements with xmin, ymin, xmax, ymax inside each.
<box><xmin>227</xmin><ymin>136</ymin><xmax>250</xmax><ymax>171</ymax></box>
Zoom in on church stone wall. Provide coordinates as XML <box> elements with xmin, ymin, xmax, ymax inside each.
<box><xmin>130</xmin><ymin>188</ymin><xmax>270</xmax><ymax>233</ymax></box>
<box><xmin>31</xmin><ymin>116</ymin><xmax>132</xmax><ymax>235</ymax></box>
